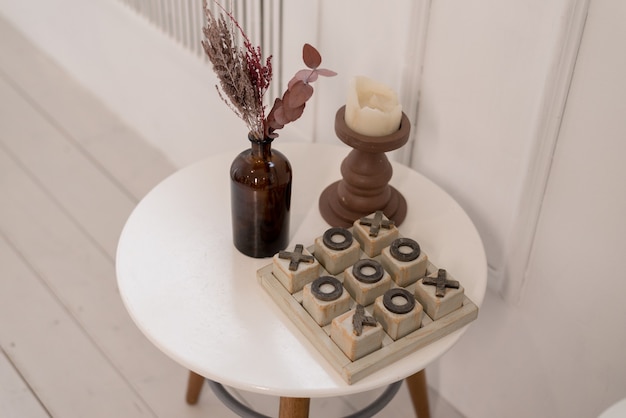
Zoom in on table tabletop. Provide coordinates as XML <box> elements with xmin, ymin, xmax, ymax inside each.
<box><xmin>116</xmin><ymin>142</ymin><xmax>487</xmax><ymax>398</ymax></box>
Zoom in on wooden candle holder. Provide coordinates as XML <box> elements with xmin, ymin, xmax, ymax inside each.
<box><xmin>319</xmin><ymin>106</ymin><xmax>411</xmax><ymax>227</ymax></box>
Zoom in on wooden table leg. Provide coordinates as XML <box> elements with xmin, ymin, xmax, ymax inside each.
<box><xmin>279</xmin><ymin>397</ymin><xmax>310</xmax><ymax>418</ymax></box>
<box><xmin>185</xmin><ymin>370</ymin><xmax>205</xmax><ymax>405</ymax></box>
<box><xmin>406</xmin><ymin>369</ymin><xmax>430</xmax><ymax>418</ymax></box>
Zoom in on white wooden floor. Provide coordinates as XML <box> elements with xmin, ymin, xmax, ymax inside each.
<box><xmin>0</xmin><ymin>15</ymin><xmax>464</xmax><ymax>418</ymax></box>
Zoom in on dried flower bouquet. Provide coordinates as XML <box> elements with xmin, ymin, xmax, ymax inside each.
<box><xmin>202</xmin><ymin>1</ymin><xmax>335</xmax><ymax>140</ymax></box>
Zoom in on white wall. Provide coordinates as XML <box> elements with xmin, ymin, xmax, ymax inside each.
<box><xmin>3</xmin><ymin>0</ymin><xmax>625</xmax><ymax>417</ymax></box>
<box><xmin>411</xmin><ymin>0</ymin><xmax>586</xmax><ymax>297</ymax></box>
<box><xmin>427</xmin><ymin>1</ymin><xmax>626</xmax><ymax>416</ymax></box>
<box><xmin>522</xmin><ymin>1</ymin><xmax>626</xmax><ymax>412</ymax></box>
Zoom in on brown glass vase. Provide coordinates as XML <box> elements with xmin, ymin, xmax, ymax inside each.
<box><xmin>230</xmin><ymin>134</ymin><xmax>292</xmax><ymax>258</ymax></box>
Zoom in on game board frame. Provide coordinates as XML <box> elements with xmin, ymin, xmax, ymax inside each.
<box><xmin>258</xmin><ymin>241</ymin><xmax>478</xmax><ymax>385</ymax></box>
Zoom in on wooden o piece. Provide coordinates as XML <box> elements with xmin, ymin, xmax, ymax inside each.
<box><xmin>380</xmin><ymin>242</ymin><xmax>429</xmax><ymax>287</ymax></box>
<box><xmin>302</xmin><ymin>279</ymin><xmax>352</xmax><ymax>326</ymax></box>
<box><xmin>390</xmin><ymin>238</ymin><xmax>421</xmax><ymax>262</ymax></box>
<box><xmin>311</xmin><ymin>276</ymin><xmax>343</xmax><ymax>301</ymax></box>
<box><xmin>373</xmin><ymin>292</ymin><xmax>423</xmax><ymax>341</ymax></box>
<box><xmin>352</xmin><ymin>259</ymin><xmax>384</xmax><ymax>284</ymax></box>
<box><xmin>314</xmin><ymin>231</ymin><xmax>360</xmax><ymax>275</ymax></box>
<box><xmin>322</xmin><ymin>227</ymin><xmax>353</xmax><ymax>251</ymax></box>
<box><xmin>343</xmin><ymin>262</ymin><xmax>393</xmax><ymax>306</ymax></box>
<box><xmin>383</xmin><ymin>288</ymin><xmax>415</xmax><ymax>314</ymax></box>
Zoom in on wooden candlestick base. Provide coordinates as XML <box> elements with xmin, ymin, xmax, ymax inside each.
<box><xmin>319</xmin><ymin>106</ymin><xmax>410</xmax><ymax>228</ymax></box>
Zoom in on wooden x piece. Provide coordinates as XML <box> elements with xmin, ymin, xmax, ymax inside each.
<box><xmin>359</xmin><ymin>211</ymin><xmax>394</xmax><ymax>237</ymax></box>
<box><xmin>278</xmin><ymin>244</ymin><xmax>315</xmax><ymax>271</ymax></box>
<box><xmin>352</xmin><ymin>304</ymin><xmax>377</xmax><ymax>336</ymax></box>
<box><xmin>422</xmin><ymin>269</ymin><xmax>459</xmax><ymax>297</ymax></box>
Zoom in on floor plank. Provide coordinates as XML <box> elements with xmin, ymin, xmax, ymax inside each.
<box><xmin>0</xmin><ymin>143</ymin><xmax>230</xmax><ymax>417</ymax></box>
<box><xmin>0</xmin><ymin>235</ymin><xmax>154</xmax><ymax>417</ymax></box>
<box><xmin>0</xmin><ymin>76</ymin><xmax>135</xmax><ymax>259</ymax></box>
<box><xmin>0</xmin><ymin>348</ymin><xmax>50</xmax><ymax>418</ymax></box>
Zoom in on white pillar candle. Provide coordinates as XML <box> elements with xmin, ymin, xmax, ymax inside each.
<box><xmin>344</xmin><ymin>76</ymin><xmax>403</xmax><ymax>137</ymax></box>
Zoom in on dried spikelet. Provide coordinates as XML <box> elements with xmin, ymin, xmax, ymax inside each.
<box><xmin>202</xmin><ymin>4</ymin><xmax>264</xmax><ymax>138</ymax></box>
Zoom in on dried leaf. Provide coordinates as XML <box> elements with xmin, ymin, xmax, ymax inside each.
<box><xmin>287</xmin><ymin>82</ymin><xmax>314</xmax><ymax>108</ymax></box>
<box><xmin>306</xmin><ymin>72</ymin><xmax>320</xmax><ymax>84</ymax></box>
<box><xmin>303</xmin><ymin>43</ymin><xmax>322</xmax><ymax>69</ymax></box>
<box><xmin>273</xmin><ymin>106</ymin><xmax>288</xmax><ymax>125</ymax></box>
<box><xmin>315</xmin><ymin>68</ymin><xmax>337</xmax><ymax>77</ymax></box>
<box><xmin>284</xmin><ymin>103</ymin><xmax>305</xmax><ymax>122</ymax></box>
<box><xmin>263</xmin><ymin>41</ymin><xmax>334</xmax><ymax>138</ymax></box>
<box><xmin>289</xmin><ymin>69</ymin><xmax>316</xmax><ymax>86</ymax></box>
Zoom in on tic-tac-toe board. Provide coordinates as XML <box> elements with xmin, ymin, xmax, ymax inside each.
<box><xmin>257</xmin><ymin>216</ymin><xmax>478</xmax><ymax>385</ymax></box>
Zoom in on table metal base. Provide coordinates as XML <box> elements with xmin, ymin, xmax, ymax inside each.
<box><xmin>206</xmin><ymin>379</ymin><xmax>404</xmax><ymax>418</ymax></box>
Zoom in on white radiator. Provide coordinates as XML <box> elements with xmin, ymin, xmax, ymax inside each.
<box><xmin>118</xmin><ymin>0</ymin><xmax>284</xmax><ymax>100</ymax></box>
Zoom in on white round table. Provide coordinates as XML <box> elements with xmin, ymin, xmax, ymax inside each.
<box><xmin>116</xmin><ymin>142</ymin><xmax>487</xmax><ymax>407</ymax></box>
